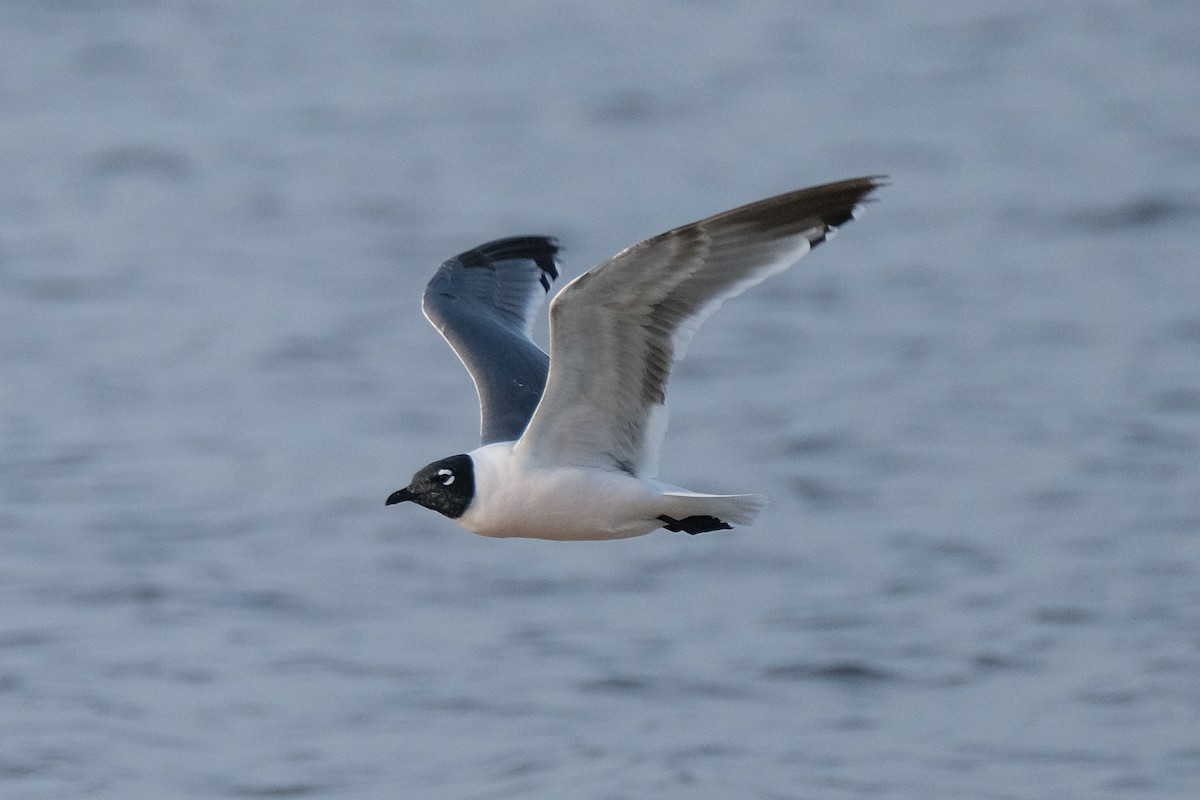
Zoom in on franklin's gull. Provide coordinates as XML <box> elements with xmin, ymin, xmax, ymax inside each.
<box><xmin>387</xmin><ymin>176</ymin><xmax>884</xmax><ymax>540</ymax></box>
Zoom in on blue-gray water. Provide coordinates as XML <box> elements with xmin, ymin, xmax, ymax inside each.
<box><xmin>3</xmin><ymin>2</ymin><xmax>1199</xmax><ymax>798</ymax></box>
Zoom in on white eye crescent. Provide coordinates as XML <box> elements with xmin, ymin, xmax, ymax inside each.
<box><xmin>435</xmin><ymin>468</ymin><xmax>455</xmax><ymax>486</ymax></box>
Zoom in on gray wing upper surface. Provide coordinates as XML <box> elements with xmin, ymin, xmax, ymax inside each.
<box><xmin>515</xmin><ymin>176</ymin><xmax>885</xmax><ymax>476</ymax></box>
<box><xmin>422</xmin><ymin>236</ymin><xmax>561</xmax><ymax>445</ymax></box>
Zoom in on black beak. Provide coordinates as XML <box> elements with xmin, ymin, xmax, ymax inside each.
<box><xmin>385</xmin><ymin>487</ymin><xmax>414</xmax><ymax>506</ymax></box>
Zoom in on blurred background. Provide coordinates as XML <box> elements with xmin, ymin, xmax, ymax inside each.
<box><xmin>2</xmin><ymin>1</ymin><xmax>1199</xmax><ymax>797</ymax></box>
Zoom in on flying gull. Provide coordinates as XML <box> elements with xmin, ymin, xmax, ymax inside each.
<box><xmin>387</xmin><ymin>176</ymin><xmax>884</xmax><ymax>540</ymax></box>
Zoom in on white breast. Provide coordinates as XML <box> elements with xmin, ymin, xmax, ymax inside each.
<box><xmin>457</xmin><ymin>442</ymin><xmax>664</xmax><ymax>540</ymax></box>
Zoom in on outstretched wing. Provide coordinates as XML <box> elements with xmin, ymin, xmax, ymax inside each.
<box><xmin>422</xmin><ymin>236</ymin><xmax>561</xmax><ymax>445</ymax></box>
<box><xmin>515</xmin><ymin>176</ymin><xmax>885</xmax><ymax>476</ymax></box>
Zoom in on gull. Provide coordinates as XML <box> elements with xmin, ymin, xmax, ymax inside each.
<box><xmin>387</xmin><ymin>176</ymin><xmax>884</xmax><ymax>540</ymax></box>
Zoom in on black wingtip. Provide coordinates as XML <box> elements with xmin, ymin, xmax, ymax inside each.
<box><xmin>458</xmin><ymin>236</ymin><xmax>561</xmax><ymax>283</ymax></box>
<box><xmin>807</xmin><ymin>175</ymin><xmax>887</xmax><ymax>246</ymax></box>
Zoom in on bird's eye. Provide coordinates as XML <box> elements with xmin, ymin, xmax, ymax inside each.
<box><xmin>435</xmin><ymin>468</ymin><xmax>455</xmax><ymax>486</ymax></box>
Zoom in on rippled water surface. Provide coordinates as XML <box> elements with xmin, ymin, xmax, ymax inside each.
<box><xmin>3</xmin><ymin>2</ymin><xmax>1200</xmax><ymax>798</ymax></box>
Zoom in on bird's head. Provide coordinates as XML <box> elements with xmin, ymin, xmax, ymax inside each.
<box><xmin>386</xmin><ymin>453</ymin><xmax>475</xmax><ymax>519</ymax></box>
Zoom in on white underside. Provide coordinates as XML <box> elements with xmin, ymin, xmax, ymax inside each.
<box><xmin>456</xmin><ymin>442</ymin><xmax>766</xmax><ymax>541</ymax></box>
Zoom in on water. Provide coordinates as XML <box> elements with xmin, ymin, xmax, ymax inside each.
<box><xmin>2</xmin><ymin>1</ymin><xmax>1199</xmax><ymax>797</ymax></box>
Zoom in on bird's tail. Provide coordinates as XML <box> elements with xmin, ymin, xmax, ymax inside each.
<box><xmin>655</xmin><ymin>491</ymin><xmax>768</xmax><ymax>533</ymax></box>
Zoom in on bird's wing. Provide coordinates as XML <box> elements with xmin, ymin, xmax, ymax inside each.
<box><xmin>515</xmin><ymin>176</ymin><xmax>885</xmax><ymax>476</ymax></box>
<box><xmin>421</xmin><ymin>236</ymin><xmax>561</xmax><ymax>445</ymax></box>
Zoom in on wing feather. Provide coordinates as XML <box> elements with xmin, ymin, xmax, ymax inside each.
<box><xmin>421</xmin><ymin>237</ymin><xmax>561</xmax><ymax>444</ymax></box>
<box><xmin>515</xmin><ymin>176</ymin><xmax>885</xmax><ymax>475</ymax></box>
